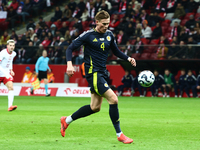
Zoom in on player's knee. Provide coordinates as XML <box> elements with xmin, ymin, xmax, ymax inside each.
<box><xmin>8</xmin><ymin>86</ymin><xmax>13</xmax><ymax>91</ymax></box>
<box><xmin>110</xmin><ymin>95</ymin><xmax>118</xmax><ymax>104</ymax></box>
<box><xmin>91</xmin><ymin>105</ymin><xmax>101</xmax><ymax>112</ymax></box>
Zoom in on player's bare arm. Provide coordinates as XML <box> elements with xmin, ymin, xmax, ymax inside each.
<box><xmin>10</xmin><ymin>69</ymin><xmax>15</xmax><ymax>76</ymax></box>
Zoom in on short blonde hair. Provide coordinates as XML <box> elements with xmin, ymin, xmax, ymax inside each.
<box><xmin>7</xmin><ymin>39</ymin><xmax>15</xmax><ymax>45</ymax></box>
<box><xmin>95</xmin><ymin>10</ymin><xmax>110</xmax><ymax>21</ymax></box>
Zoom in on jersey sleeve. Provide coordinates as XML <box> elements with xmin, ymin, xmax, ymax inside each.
<box><xmin>110</xmin><ymin>32</ymin><xmax>129</xmax><ymax>61</ymax></box>
<box><xmin>9</xmin><ymin>51</ymin><xmax>16</xmax><ymax>70</ymax></box>
<box><xmin>47</xmin><ymin>57</ymin><xmax>50</xmax><ymax>70</ymax></box>
<box><xmin>66</xmin><ymin>31</ymin><xmax>89</xmax><ymax>62</ymax></box>
<box><xmin>0</xmin><ymin>51</ymin><xmax>4</xmax><ymax>63</ymax></box>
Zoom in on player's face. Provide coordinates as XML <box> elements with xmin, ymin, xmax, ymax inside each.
<box><xmin>181</xmin><ymin>70</ymin><xmax>185</xmax><ymax>75</ymax></box>
<box><xmin>42</xmin><ymin>51</ymin><xmax>47</xmax><ymax>57</ymax></box>
<box><xmin>154</xmin><ymin>71</ymin><xmax>158</xmax><ymax>76</ymax></box>
<box><xmin>7</xmin><ymin>43</ymin><xmax>15</xmax><ymax>53</ymax></box>
<box><xmin>165</xmin><ymin>70</ymin><xmax>169</xmax><ymax>75</ymax></box>
<box><xmin>96</xmin><ymin>18</ymin><xmax>110</xmax><ymax>33</ymax></box>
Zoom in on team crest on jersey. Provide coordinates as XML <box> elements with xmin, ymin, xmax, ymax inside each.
<box><xmin>106</xmin><ymin>36</ymin><xmax>111</xmax><ymax>41</ymax></box>
<box><xmin>99</xmin><ymin>38</ymin><xmax>104</xmax><ymax>41</ymax></box>
<box><xmin>104</xmin><ymin>83</ymin><xmax>108</xmax><ymax>87</ymax></box>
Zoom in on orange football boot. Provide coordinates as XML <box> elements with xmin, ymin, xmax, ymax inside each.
<box><xmin>60</xmin><ymin>116</ymin><xmax>69</xmax><ymax>137</ymax></box>
<box><xmin>117</xmin><ymin>133</ymin><xmax>133</xmax><ymax>144</ymax></box>
<box><xmin>8</xmin><ymin>105</ymin><xmax>17</xmax><ymax>111</ymax></box>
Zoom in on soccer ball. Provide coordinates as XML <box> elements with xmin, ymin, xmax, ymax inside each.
<box><xmin>138</xmin><ymin>70</ymin><xmax>155</xmax><ymax>87</ymax></box>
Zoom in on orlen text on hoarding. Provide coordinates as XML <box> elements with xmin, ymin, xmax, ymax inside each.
<box><xmin>56</xmin><ymin>87</ymin><xmax>91</xmax><ymax>97</ymax></box>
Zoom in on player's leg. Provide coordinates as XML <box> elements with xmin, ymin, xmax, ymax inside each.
<box><xmin>103</xmin><ymin>89</ymin><xmax>133</xmax><ymax>144</ymax></box>
<box><xmin>185</xmin><ymin>86</ymin><xmax>190</xmax><ymax>97</ymax></box>
<box><xmin>44</xmin><ymin>78</ymin><xmax>50</xmax><ymax>96</ymax></box>
<box><xmin>166</xmin><ymin>84</ymin><xmax>171</xmax><ymax>97</ymax></box>
<box><xmin>161</xmin><ymin>84</ymin><xmax>165</xmax><ymax>97</ymax></box>
<box><xmin>179</xmin><ymin>86</ymin><xmax>183</xmax><ymax>97</ymax></box>
<box><xmin>60</xmin><ymin>93</ymin><xmax>103</xmax><ymax>137</ymax></box>
<box><xmin>174</xmin><ymin>84</ymin><xmax>178</xmax><ymax>97</ymax></box>
<box><xmin>192</xmin><ymin>86</ymin><xmax>197</xmax><ymax>98</ymax></box>
<box><xmin>5</xmin><ymin>81</ymin><xmax>17</xmax><ymax>111</ymax></box>
<box><xmin>138</xmin><ymin>84</ymin><xmax>143</xmax><ymax>97</ymax></box>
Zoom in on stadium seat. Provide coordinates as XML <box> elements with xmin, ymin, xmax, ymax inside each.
<box><xmin>149</xmin><ymin>53</ymin><xmax>158</xmax><ymax>60</ymax></box>
<box><xmin>54</xmin><ymin>21</ymin><xmax>62</xmax><ymax>30</ymax></box>
<box><xmin>165</xmin><ymin>13</ymin><xmax>174</xmax><ymax>20</ymax></box>
<box><xmin>159</xmin><ymin>12</ymin><xmax>166</xmax><ymax>18</ymax></box>
<box><xmin>82</xmin><ymin>21</ymin><xmax>89</xmax><ymax>30</ymax></box>
<box><xmin>161</xmin><ymin>19</ymin><xmax>171</xmax><ymax>27</ymax></box>
<box><xmin>131</xmin><ymin>53</ymin><xmax>141</xmax><ymax>60</ymax></box>
<box><xmin>148</xmin><ymin>44</ymin><xmax>158</xmax><ymax>53</ymax></box>
<box><xmin>141</xmin><ymin>38</ymin><xmax>150</xmax><ymax>45</ymax></box>
<box><xmin>184</xmin><ymin>13</ymin><xmax>195</xmax><ymax>20</ymax></box>
<box><xmin>46</xmin><ymin>21</ymin><xmax>52</xmax><ymax>28</ymax></box>
<box><xmin>150</xmin><ymin>39</ymin><xmax>160</xmax><ymax>45</ymax></box>
<box><xmin>161</xmin><ymin>26</ymin><xmax>168</xmax><ymax>35</ymax></box>
<box><xmin>130</xmin><ymin>70</ymin><xmax>137</xmax><ymax>77</ymax></box>
<box><xmin>180</xmin><ymin>19</ymin><xmax>188</xmax><ymax>26</ymax></box>
<box><xmin>175</xmin><ymin>70</ymin><xmax>181</xmax><ymax>81</ymax></box>
<box><xmin>129</xmin><ymin>39</ymin><xmax>136</xmax><ymax>45</ymax></box>
<box><xmin>69</xmin><ymin>21</ymin><xmax>76</xmax><ymax>30</ymax></box>
<box><xmin>140</xmin><ymin>53</ymin><xmax>151</xmax><ymax>60</ymax></box>
<box><xmin>164</xmin><ymin>32</ymin><xmax>171</xmax><ymax>39</ymax></box>
<box><xmin>79</xmin><ymin>78</ymin><xmax>88</xmax><ymax>87</ymax></box>
<box><xmin>195</xmin><ymin>13</ymin><xmax>200</xmax><ymax>20</ymax></box>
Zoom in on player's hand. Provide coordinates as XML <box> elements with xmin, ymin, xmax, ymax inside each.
<box><xmin>36</xmin><ymin>73</ymin><xmax>38</xmax><ymax>76</ymax></box>
<box><xmin>10</xmin><ymin>70</ymin><xmax>15</xmax><ymax>76</ymax></box>
<box><xmin>48</xmin><ymin>68</ymin><xmax>51</xmax><ymax>72</ymax></box>
<box><xmin>128</xmin><ymin>57</ymin><xmax>136</xmax><ymax>67</ymax></box>
<box><xmin>67</xmin><ymin>66</ymin><xmax>75</xmax><ymax>77</ymax></box>
<box><xmin>197</xmin><ymin>86</ymin><xmax>200</xmax><ymax>89</ymax></box>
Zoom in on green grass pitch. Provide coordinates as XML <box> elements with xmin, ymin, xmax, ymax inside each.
<box><xmin>0</xmin><ymin>96</ymin><xmax>200</xmax><ymax>150</ymax></box>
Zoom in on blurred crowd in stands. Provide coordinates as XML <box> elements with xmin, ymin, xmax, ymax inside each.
<box><xmin>117</xmin><ymin>68</ymin><xmax>200</xmax><ymax>98</ymax></box>
<box><xmin>0</xmin><ymin>0</ymin><xmax>200</xmax><ymax>64</ymax></box>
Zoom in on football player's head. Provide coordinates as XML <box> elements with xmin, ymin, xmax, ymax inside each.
<box><xmin>95</xmin><ymin>10</ymin><xmax>110</xmax><ymax>33</ymax></box>
<box><xmin>7</xmin><ymin>39</ymin><xmax>15</xmax><ymax>53</ymax></box>
<box><xmin>181</xmin><ymin>69</ymin><xmax>185</xmax><ymax>75</ymax></box>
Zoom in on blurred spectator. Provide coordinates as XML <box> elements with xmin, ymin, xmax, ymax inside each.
<box><xmin>118</xmin><ymin>0</ymin><xmax>127</xmax><ymax>14</ymax></box>
<box><xmin>176</xmin><ymin>69</ymin><xmax>187</xmax><ymax>97</ymax></box>
<box><xmin>47</xmin><ymin>31</ymin><xmax>53</xmax><ymax>41</ymax></box>
<box><xmin>80</xmin><ymin>8</ymin><xmax>89</xmax><ymax>21</ymax></box>
<box><xmin>39</xmin><ymin>31</ymin><xmax>47</xmax><ymax>42</ymax></box>
<box><xmin>124</xmin><ymin>23</ymin><xmax>135</xmax><ymax>38</ymax></box>
<box><xmin>50</xmin><ymin>37</ymin><xmax>58</xmax><ymax>46</ymax></box>
<box><xmin>151</xmin><ymin>22</ymin><xmax>162</xmax><ymax>39</ymax></box>
<box><xmin>179</xmin><ymin>29</ymin><xmax>188</xmax><ymax>43</ymax></box>
<box><xmin>48</xmin><ymin>47</ymin><xmax>55</xmax><ymax>64</ymax></box>
<box><xmin>8</xmin><ymin>0</ymin><xmax>19</xmax><ymax>10</ymax></box>
<box><xmin>162</xmin><ymin>69</ymin><xmax>177</xmax><ymax>97</ymax></box>
<box><xmin>22</xmin><ymin>0</ymin><xmax>32</xmax><ymax>17</ymax></box>
<box><xmin>117</xmin><ymin>70</ymin><xmax>134</xmax><ymax>96</ymax></box>
<box><xmin>75</xmin><ymin>46</ymin><xmax>84</xmax><ymax>64</ymax></box>
<box><xmin>41</xmin><ymin>36</ymin><xmax>51</xmax><ymax>48</ymax></box>
<box><xmin>89</xmin><ymin>2</ymin><xmax>95</xmax><ymax>20</ymax></box>
<box><xmin>167</xmin><ymin>42</ymin><xmax>179</xmax><ymax>59</ymax></box>
<box><xmin>26</xmin><ymin>19</ymin><xmax>35</xmax><ymax>31</ymax></box>
<box><xmin>21</xmin><ymin>66</ymin><xmax>32</xmax><ymax>83</ymax></box>
<box><xmin>196</xmin><ymin>29</ymin><xmax>200</xmax><ymax>44</ymax></box>
<box><xmin>38</xmin><ymin>17</ymin><xmax>47</xmax><ymax>29</ymax></box>
<box><xmin>61</xmin><ymin>5</ymin><xmax>72</xmax><ymax>21</ymax></box>
<box><xmin>10</xmin><ymin>30</ymin><xmax>18</xmax><ymax>41</ymax></box>
<box><xmin>33</xmin><ymin>36</ymin><xmax>40</xmax><ymax>46</ymax></box>
<box><xmin>166</xmin><ymin>0</ymin><xmax>177</xmax><ymax>13</ymax></box>
<box><xmin>116</xmin><ymin>17</ymin><xmax>129</xmax><ymax>33</ymax></box>
<box><xmin>157</xmin><ymin>41</ymin><xmax>168</xmax><ymax>59</ymax></box>
<box><xmin>105</xmin><ymin>0</ymin><xmax>112</xmax><ymax>13</ymax></box>
<box><xmin>140</xmin><ymin>9</ymin><xmax>150</xmax><ymax>24</ymax></box>
<box><xmin>31</xmin><ymin>0</ymin><xmax>44</xmax><ymax>17</ymax></box>
<box><xmin>55</xmin><ymin>30</ymin><xmax>62</xmax><ymax>42</ymax></box>
<box><xmin>141</xmin><ymin>20</ymin><xmax>152</xmax><ymax>39</ymax></box>
<box><xmin>109</xmin><ymin>14</ymin><xmax>120</xmax><ymax>32</ymax></box>
<box><xmin>117</xmin><ymin>30</ymin><xmax>128</xmax><ymax>45</ymax></box>
<box><xmin>59</xmin><ymin>22</ymin><xmax>69</xmax><ymax>36</ymax></box>
<box><xmin>140</xmin><ymin>0</ymin><xmax>149</xmax><ymax>10</ymax></box>
<box><xmin>123</xmin><ymin>41</ymin><xmax>132</xmax><ymax>57</ymax></box>
<box><xmin>160</xmin><ymin>35</ymin><xmax>169</xmax><ymax>45</ymax></box>
<box><xmin>187</xmin><ymin>36</ymin><xmax>196</xmax><ymax>44</ymax></box>
<box><xmin>169</xmin><ymin>21</ymin><xmax>181</xmax><ymax>40</ymax></box>
<box><xmin>50</xmin><ymin>24</ymin><xmax>57</xmax><ymax>36</ymax></box>
<box><xmin>17</xmin><ymin>1</ymin><xmax>30</xmax><ymax>23</ymax></box>
<box><xmin>151</xmin><ymin>70</ymin><xmax>165</xmax><ymax>97</ymax></box>
<box><xmin>149</xmin><ymin>11</ymin><xmax>164</xmax><ymax>26</ymax></box>
<box><xmin>185</xmin><ymin>70</ymin><xmax>197</xmax><ymax>97</ymax></box>
<box><xmin>54</xmin><ymin>46</ymin><xmax>63</xmax><ymax>64</ymax></box>
<box><xmin>171</xmin><ymin>36</ymin><xmax>178</xmax><ymax>44</ymax></box>
<box><xmin>58</xmin><ymin>37</ymin><xmax>68</xmax><ymax>46</ymax></box>
<box><xmin>78</xmin><ymin>0</ymin><xmax>86</xmax><ymax>14</ymax></box>
<box><xmin>133</xmin><ymin>37</ymin><xmax>144</xmax><ymax>54</ymax></box>
<box><xmin>51</xmin><ymin>6</ymin><xmax>62</xmax><ymax>22</ymax></box>
<box><xmin>193</xmin><ymin>71</ymin><xmax>200</xmax><ymax>98</ymax></box>
<box><xmin>29</xmin><ymin>27</ymin><xmax>37</xmax><ymax>41</ymax></box>
<box><xmin>72</xmin><ymin>6</ymin><xmax>82</xmax><ymax>18</ymax></box>
<box><xmin>47</xmin><ymin>69</ymin><xmax>55</xmax><ymax>83</ymax></box>
<box><xmin>64</xmin><ymin>30</ymin><xmax>72</xmax><ymax>42</ymax></box>
<box><xmin>35</xmin><ymin>23</ymin><xmax>42</xmax><ymax>37</ymax></box>
<box><xmin>180</xmin><ymin>0</ymin><xmax>189</xmax><ymax>11</ymax></box>
<box><xmin>43</xmin><ymin>25</ymin><xmax>50</xmax><ymax>33</ymax></box>
<box><xmin>33</xmin><ymin>44</ymin><xmax>43</xmax><ymax>62</ymax></box>
<box><xmin>16</xmin><ymin>35</ymin><xmax>25</xmax><ymax>46</ymax></box>
<box><xmin>15</xmin><ymin>47</ymin><xmax>26</xmax><ymax>64</ymax></box>
<box><xmin>185</xmin><ymin>15</ymin><xmax>196</xmax><ymax>29</ymax></box>
<box><xmin>188</xmin><ymin>0</ymin><xmax>198</xmax><ymax>13</ymax></box>
<box><xmin>94</xmin><ymin>0</ymin><xmax>101</xmax><ymax>15</ymax></box>
<box><xmin>73</xmin><ymin>18</ymin><xmax>83</xmax><ymax>32</ymax></box>
<box><xmin>189</xmin><ymin>28</ymin><xmax>198</xmax><ymax>42</ymax></box>
<box><xmin>125</xmin><ymin>4</ymin><xmax>134</xmax><ymax>18</ymax></box>
<box><xmin>23</xmin><ymin>41</ymin><xmax>36</xmax><ymax>64</ymax></box>
<box><xmin>68</xmin><ymin>0</ymin><xmax>77</xmax><ymax>13</ymax></box>
<box><xmin>173</xmin><ymin>3</ymin><xmax>185</xmax><ymax>19</ymax></box>
<box><xmin>185</xmin><ymin>44</ymin><xmax>195</xmax><ymax>59</ymax></box>
<box><xmin>71</xmin><ymin>30</ymin><xmax>79</xmax><ymax>40</ymax></box>
<box><xmin>155</xmin><ymin>0</ymin><xmax>167</xmax><ymax>13</ymax></box>
<box><xmin>177</xmin><ymin>41</ymin><xmax>187</xmax><ymax>59</ymax></box>
<box><xmin>0</xmin><ymin>31</ymin><xmax>10</xmax><ymax>46</ymax></box>
<box><xmin>133</xmin><ymin>23</ymin><xmax>142</xmax><ymax>38</ymax></box>
<box><xmin>6</xmin><ymin>6</ymin><xmax>17</xmax><ymax>29</ymax></box>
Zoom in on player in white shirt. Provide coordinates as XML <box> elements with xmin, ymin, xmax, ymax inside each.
<box><xmin>0</xmin><ymin>39</ymin><xmax>17</xmax><ymax>111</ymax></box>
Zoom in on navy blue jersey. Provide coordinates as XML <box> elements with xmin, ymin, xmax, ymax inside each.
<box><xmin>66</xmin><ymin>29</ymin><xmax>128</xmax><ymax>74</ymax></box>
<box><xmin>178</xmin><ymin>74</ymin><xmax>187</xmax><ymax>86</ymax></box>
<box><xmin>121</xmin><ymin>74</ymin><xmax>134</xmax><ymax>87</ymax></box>
<box><xmin>153</xmin><ymin>74</ymin><xmax>165</xmax><ymax>87</ymax></box>
<box><xmin>196</xmin><ymin>74</ymin><xmax>200</xmax><ymax>86</ymax></box>
<box><xmin>186</xmin><ymin>75</ymin><xmax>197</xmax><ymax>86</ymax></box>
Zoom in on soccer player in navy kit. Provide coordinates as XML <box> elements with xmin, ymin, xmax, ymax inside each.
<box><xmin>60</xmin><ymin>10</ymin><xmax>136</xmax><ymax>144</ymax></box>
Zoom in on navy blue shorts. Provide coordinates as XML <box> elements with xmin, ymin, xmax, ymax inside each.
<box><xmin>86</xmin><ymin>71</ymin><xmax>110</xmax><ymax>96</ymax></box>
